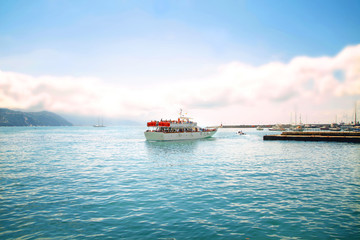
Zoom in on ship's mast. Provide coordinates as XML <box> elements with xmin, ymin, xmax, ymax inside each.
<box><xmin>355</xmin><ymin>102</ymin><xmax>357</xmax><ymax>125</ymax></box>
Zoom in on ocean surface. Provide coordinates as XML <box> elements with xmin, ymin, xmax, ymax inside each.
<box><xmin>1</xmin><ymin>126</ymin><xmax>359</xmax><ymax>239</ymax></box>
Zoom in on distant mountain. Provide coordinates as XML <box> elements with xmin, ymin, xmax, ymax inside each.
<box><xmin>61</xmin><ymin>113</ymin><xmax>141</xmax><ymax>126</ymax></box>
<box><xmin>0</xmin><ymin>108</ymin><xmax>73</xmax><ymax>126</ymax></box>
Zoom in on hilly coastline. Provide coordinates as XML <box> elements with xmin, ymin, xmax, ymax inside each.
<box><xmin>0</xmin><ymin>108</ymin><xmax>73</xmax><ymax>126</ymax></box>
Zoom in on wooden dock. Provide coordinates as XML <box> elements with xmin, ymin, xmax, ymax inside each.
<box><xmin>263</xmin><ymin>131</ymin><xmax>360</xmax><ymax>143</ymax></box>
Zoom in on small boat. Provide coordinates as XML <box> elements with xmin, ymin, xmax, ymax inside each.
<box><xmin>320</xmin><ymin>126</ymin><xmax>329</xmax><ymax>130</ymax></box>
<box><xmin>353</xmin><ymin>126</ymin><xmax>360</xmax><ymax>132</ymax></box>
<box><xmin>289</xmin><ymin>125</ymin><xmax>304</xmax><ymax>131</ymax></box>
<box><xmin>329</xmin><ymin>123</ymin><xmax>341</xmax><ymax>131</ymax></box>
<box><xmin>269</xmin><ymin>124</ymin><xmax>286</xmax><ymax>131</ymax></box>
<box><xmin>144</xmin><ymin>110</ymin><xmax>218</xmax><ymax>141</ymax></box>
<box><xmin>93</xmin><ymin>117</ymin><xmax>105</xmax><ymax>127</ymax></box>
<box><xmin>237</xmin><ymin>130</ymin><xmax>246</xmax><ymax>135</ymax></box>
<box><xmin>256</xmin><ymin>126</ymin><xmax>264</xmax><ymax>131</ymax></box>
<box><xmin>93</xmin><ymin>124</ymin><xmax>105</xmax><ymax>127</ymax></box>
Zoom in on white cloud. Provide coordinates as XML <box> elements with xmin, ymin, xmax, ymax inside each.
<box><xmin>1</xmin><ymin>44</ymin><xmax>360</xmax><ymax>124</ymax></box>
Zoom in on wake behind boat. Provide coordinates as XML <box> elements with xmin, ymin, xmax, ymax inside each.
<box><xmin>144</xmin><ymin>110</ymin><xmax>218</xmax><ymax>141</ymax></box>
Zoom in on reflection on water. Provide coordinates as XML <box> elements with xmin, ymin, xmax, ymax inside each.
<box><xmin>145</xmin><ymin>140</ymin><xmax>201</xmax><ymax>168</ymax></box>
<box><xmin>145</xmin><ymin>139</ymin><xmax>198</xmax><ymax>153</ymax></box>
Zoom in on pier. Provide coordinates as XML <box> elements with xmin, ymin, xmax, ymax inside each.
<box><xmin>263</xmin><ymin>131</ymin><xmax>360</xmax><ymax>143</ymax></box>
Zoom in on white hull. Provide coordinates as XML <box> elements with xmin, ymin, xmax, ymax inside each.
<box><xmin>144</xmin><ymin>130</ymin><xmax>217</xmax><ymax>141</ymax></box>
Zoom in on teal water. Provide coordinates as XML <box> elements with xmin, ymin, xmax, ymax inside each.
<box><xmin>1</xmin><ymin>126</ymin><xmax>359</xmax><ymax>239</ymax></box>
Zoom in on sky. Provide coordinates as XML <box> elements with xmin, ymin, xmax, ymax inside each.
<box><xmin>1</xmin><ymin>0</ymin><xmax>360</xmax><ymax>125</ymax></box>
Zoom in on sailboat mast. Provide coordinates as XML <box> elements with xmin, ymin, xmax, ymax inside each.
<box><xmin>355</xmin><ymin>102</ymin><xmax>357</xmax><ymax>125</ymax></box>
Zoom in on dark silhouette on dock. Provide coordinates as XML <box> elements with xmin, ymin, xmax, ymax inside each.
<box><xmin>264</xmin><ymin>131</ymin><xmax>360</xmax><ymax>143</ymax></box>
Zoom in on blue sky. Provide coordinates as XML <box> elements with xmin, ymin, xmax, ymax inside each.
<box><xmin>1</xmin><ymin>0</ymin><xmax>360</xmax><ymax>124</ymax></box>
<box><xmin>1</xmin><ymin>0</ymin><xmax>359</xmax><ymax>79</ymax></box>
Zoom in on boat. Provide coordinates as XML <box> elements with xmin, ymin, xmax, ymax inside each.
<box><xmin>269</xmin><ymin>124</ymin><xmax>286</xmax><ymax>131</ymax></box>
<box><xmin>93</xmin><ymin>117</ymin><xmax>105</xmax><ymax>127</ymax></box>
<box><xmin>289</xmin><ymin>125</ymin><xmax>304</xmax><ymax>131</ymax></box>
<box><xmin>329</xmin><ymin>123</ymin><xmax>341</xmax><ymax>131</ymax></box>
<box><xmin>144</xmin><ymin>110</ymin><xmax>218</xmax><ymax>141</ymax></box>
<box><xmin>237</xmin><ymin>130</ymin><xmax>246</xmax><ymax>135</ymax></box>
<box><xmin>256</xmin><ymin>126</ymin><xmax>264</xmax><ymax>131</ymax></box>
<box><xmin>353</xmin><ymin>126</ymin><xmax>360</xmax><ymax>132</ymax></box>
<box><xmin>320</xmin><ymin>125</ymin><xmax>329</xmax><ymax>130</ymax></box>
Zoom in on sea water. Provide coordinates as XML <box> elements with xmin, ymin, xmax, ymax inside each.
<box><xmin>0</xmin><ymin>126</ymin><xmax>359</xmax><ymax>239</ymax></box>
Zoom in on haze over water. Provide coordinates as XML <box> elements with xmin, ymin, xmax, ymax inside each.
<box><xmin>1</xmin><ymin>126</ymin><xmax>359</xmax><ymax>239</ymax></box>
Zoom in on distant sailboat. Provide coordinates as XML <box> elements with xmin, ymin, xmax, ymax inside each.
<box><xmin>93</xmin><ymin>117</ymin><xmax>105</xmax><ymax>127</ymax></box>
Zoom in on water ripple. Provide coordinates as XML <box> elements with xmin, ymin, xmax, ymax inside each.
<box><xmin>0</xmin><ymin>127</ymin><xmax>359</xmax><ymax>239</ymax></box>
